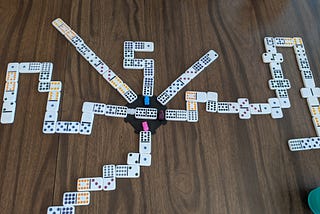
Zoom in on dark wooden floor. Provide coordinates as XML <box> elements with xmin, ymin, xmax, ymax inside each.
<box><xmin>1</xmin><ymin>0</ymin><xmax>320</xmax><ymax>213</ymax></box>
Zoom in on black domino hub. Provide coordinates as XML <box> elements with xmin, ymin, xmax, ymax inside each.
<box><xmin>124</xmin><ymin>95</ymin><xmax>167</xmax><ymax>134</ymax></box>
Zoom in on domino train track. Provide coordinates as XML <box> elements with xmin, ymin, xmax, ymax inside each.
<box><xmin>1</xmin><ymin>18</ymin><xmax>319</xmax><ymax>213</ymax></box>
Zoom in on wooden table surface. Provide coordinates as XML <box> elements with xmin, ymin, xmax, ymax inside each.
<box><xmin>1</xmin><ymin>0</ymin><xmax>320</xmax><ymax>213</ymax></box>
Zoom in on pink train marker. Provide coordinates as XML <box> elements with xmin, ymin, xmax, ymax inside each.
<box><xmin>142</xmin><ymin>121</ymin><xmax>149</xmax><ymax>131</ymax></box>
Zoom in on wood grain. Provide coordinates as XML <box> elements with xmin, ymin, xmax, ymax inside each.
<box><xmin>1</xmin><ymin>0</ymin><xmax>320</xmax><ymax>213</ymax></box>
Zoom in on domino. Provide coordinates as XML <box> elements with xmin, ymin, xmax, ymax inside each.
<box><xmin>109</xmin><ymin>76</ymin><xmax>124</xmax><ymax>89</ymax></box>
<box><xmin>217</xmin><ymin>102</ymin><xmax>239</xmax><ymax>114</ymax></box>
<box><xmin>264</xmin><ymin>37</ymin><xmax>277</xmax><ymax>53</ymax></box>
<box><xmin>82</xmin><ymin>102</ymin><xmax>106</xmax><ymax>115</ymax></box>
<box><xmin>123</xmin><ymin>59</ymin><xmax>144</xmax><ymax>69</ymax></box>
<box><xmin>49</xmin><ymin>81</ymin><xmax>63</xmax><ymax>91</ymax></box>
<box><xmin>38</xmin><ymin>82</ymin><xmax>51</xmax><ymax>92</ymax></box>
<box><xmin>269</xmin><ymin>62</ymin><xmax>284</xmax><ymax>79</ymax></box>
<box><xmin>178</xmin><ymin>72</ymin><xmax>194</xmax><ymax>85</ymax></box>
<box><xmin>199</xmin><ymin>50</ymin><xmax>219</xmax><ymax>68</ymax></box>
<box><xmin>18</xmin><ymin>62</ymin><xmax>42</xmax><ymax>73</ymax></box>
<box><xmin>127</xmin><ymin>153</ymin><xmax>151</xmax><ymax>166</ymax></box>
<box><xmin>134</xmin><ymin>41</ymin><xmax>154</xmax><ymax>52</ymax></box>
<box><xmin>275</xmin><ymin>89</ymin><xmax>290</xmax><ymax>108</ymax></box>
<box><xmin>300</xmin><ymin>70</ymin><xmax>315</xmax><ymax>88</ymax></box>
<box><xmin>139</xmin><ymin>131</ymin><xmax>152</xmax><ymax>154</ymax></box>
<box><xmin>123</xmin><ymin>41</ymin><xmax>134</xmax><ymax>59</ymax></box>
<box><xmin>238</xmin><ymin>98</ymin><xmax>251</xmax><ymax>119</ymax></box>
<box><xmin>39</xmin><ymin>62</ymin><xmax>53</xmax><ymax>82</ymax></box>
<box><xmin>6</xmin><ymin>63</ymin><xmax>19</xmax><ymax>82</ymax></box>
<box><xmin>88</xmin><ymin>56</ymin><xmax>109</xmax><ymax>75</ymax></box>
<box><xmin>117</xmin><ymin>83</ymin><xmax>138</xmax><ymax>103</ymax></box>
<box><xmin>293</xmin><ymin>37</ymin><xmax>305</xmax><ymax>55</ymax></box>
<box><xmin>55</xmin><ymin>121</ymin><xmax>80</xmax><ymax>134</ymax></box>
<box><xmin>79</xmin><ymin>112</ymin><xmax>94</xmax><ymax>135</ymax></box>
<box><xmin>142</xmin><ymin>86</ymin><xmax>154</xmax><ymax>97</ymax></box>
<box><xmin>143</xmin><ymin>59</ymin><xmax>154</xmax><ymax>77</ymax></box>
<box><xmin>296</xmin><ymin>53</ymin><xmax>310</xmax><ymax>71</ymax></box>
<box><xmin>287</xmin><ymin>136</ymin><xmax>320</xmax><ymax>151</ymax></box>
<box><xmin>312</xmin><ymin>116</ymin><xmax>320</xmax><ymax>136</ymax></box>
<box><xmin>1</xmin><ymin>101</ymin><xmax>16</xmax><ymax>124</ymax></box>
<box><xmin>102</xmin><ymin>69</ymin><xmax>116</xmax><ymax>82</ymax></box>
<box><xmin>115</xmin><ymin>165</ymin><xmax>140</xmax><ymax>178</ymax></box>
<box><xmin>124</xmin><ymin>41</ymin><xmax>134</xmax><ymax>50</ymax></box>
<box><xmin>76</xmin><ymin>43</ymin><xmax>93</xmax><ymax>60</ymax></box>
<box><xmin>300</xmin><ymin>88</ymin><xmax>320</xmax><ymax>98</ymax></box>
<box><xmin>249</xmin><ymin>103</ymin><xmax>271</xmax><ymax>115</ymax></box>
<box><xmin>157</xmin><ymin>91</ymin><xmax>171</xmax><ymax>105</ymax></box>
<box><xmin>63</xmin><ymin>192</ymin><xmax>90</xmax><ymax>206</ymax></box>
<box><xmin>3</xmin><ymin>82</ymin><xmax>18</xmax><ymax>102</ymax></box>
<box><xmin>43</xmin><ymin>111</ymin><xmax>58</xmax><ymax>134</ymax></box>
<box><xmin>157</xmin><ymin>79</ymin><xmax>186</xmax><ymax>105</ymax></box>
<box><xmin>307</xmin><ymin>97</ymin><xmax>320</xmax><ymax>114</ymax></box>
<box><xmin>309</xmin><ymin>105</ymin><xmax>320</xmax><ymax>117</ymax></box>
<box><xmin>165</xmin><ymin>109</ymin><xmax>187</xmax><ymax>121</ymax></box>
<box><xmin>262</xmin><ymin>53</ymin><xmax>283</xmax><ymax>63</ymax></box>
<box><xmin>288</xmin><ymin>138</ymin><xmax>312</xmax><ymax>151</ymax></box>
<box><xmin>274</xmin><ymin>37</ymin><xmax>294</xmax><ymax>47</ymax></box>
<box><xmin>65</xmin><ymin>30</ymin><xmax>84</xmax><ymax>48</ymax></box>
<box><xmin>206</xmin><ymin>101</ymin><xmax>218</xmax><ymax>112</ymax></box>
<box><xmin>135</xmin><ymin>107</ymin><xmax>157</xmax><ymax>120</ymax></box>
<box><xmin>142</xmin><ymin>77</ymin><xmax>154</xmax><ymax>97</ymax></box>
<box><xmin>185</xmin><ymin>91</ymin><xmax>207</xmax><ymax>103</ymax></box>
<box><xmin>268</xmin><ymin>98</ymin><xmax>283</xmax><ymax>119</ymax></box>
<box><xmin>44</xmin><ymin>111</ymin><xmax>58</xmax><ymax>123</ymax></box>
<box><xmin>186</xmin><ymin>101</ymin><xmax>198</xmax><ymax>122</ymax></box>
<box><xmin>309</xmin><ymin>137</ymin><xmax>320</xmax><ymax>149</ymax></box>
<box><xmin>123</xmin><ymin>90</ymin><xmax>138</xmax><ymax>104</ymax></box>
<box><xmin>77</xmin><ymin>177</ymin><xmax>103</xmax><ymax>191</ymax></box>
<box><xmin>268</xmin><ymin>79</ymin><xmax>291</xmax><ymax>90</ymax></box>
<box><xmin>47</xmin><ymin>206</ymin><xmax>75</xmax><ymax>214</ymax></box>
<box><xmin>52</xmin><ymin>18</ymin><xmax>71</xmax><ymax>35</ymax></box>
<box><xmin>102</xmin><ymin>165</ymin><xmax>116</xmax><ymax>191</ymax></box>
<box><xmin>116</xmin><ymin>82</ymin><xmax>130</xmax><ymax>96</ymax></box>
<box><xmin>105</xmin><ymin>105</ymin><xmax>128</xmax><ymax>118</ymax></box>
<box><xmin>206</xmin><ymin>92</ymin><xmax>218</xmax><ymax>113</ymax></box>
<box><xmin>46</xmin><ymin>91</ymin><xmax>61</xmax><ymax>112</ymax></box>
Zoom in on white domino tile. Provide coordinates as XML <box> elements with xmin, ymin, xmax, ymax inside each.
<box><xmin>185</xmin><ymin>91</ymin><xmax>207</xmax><ymax>103</ymax></box>
<box><xmin>135</xmin><ymin>107</ymin><xmax>157</xmax><ymax>120</ymax></box>
<box><xmin>105</xmin><ymin>105</ymin><xmax>128</xmax><ymax>118</ymax></box>
<box><xmin>19</xmin><ymin>62</ymin><xmax>42</xmax><ymax>73</ymax></box>
<box><xmin>165</xmin><ymin>109</ymin><xmax>187</xmax><ymax>121</ymax></box>
<box><xmin>55</xmin><ymin>121</ymin><xmax>80</xmax><ymax>134</ymax></box>
<box><xmin>139</xmin><ymin>131</ymin><xmax>152</xmax><ymax>154</ymax></box>
<box><xmin>77</xmin><ymin>177</ymin><xmax>103</xmax><ymax>191</ymax></box>
<box><xmin>3</xmin><ymin>82</ymin><xmax>18</xmax><ymax>102</ymax></box>
<box><xmin>115</xmin><ymin>165</ymin><xmax>140</xmax><ymax>178</ymax></box>
<box><xmin>82</xmin><ymin>102</ymin><xmax>106</xmax><ymax>115</ymax></box>
<box><xmin>79</xmin><ymin>112</ymin><xmax>94</xmax><ymax>135</ymax></box>
<box><xmin>217</xmin><ymin>102</ymin><xmax>239</xmax><ymax>114</ymax></box>
<box><xmin>127</xmin><ymin>153</ymin><xmax>152</xmax><ymax>166</ymax></box>
<box><xmin>1</xmin><ymin>101</ymin><xmax>16</xmax><ymax>124</ymax></box>
<box><xmin>102</xmin><ymin>165</ymin><xmax>116</xmax><ymax>191</ymax></box>
<box><xmin>47</xmin><ymin>206</ymin><xmax>75</xmax><ymax>214</ymax></box>
<box><xmin>134</xmin><ymin>41</ymin><xmax>154</xmax><ymax>52</ymax></box>
<box><xmin>63</xmin><ymin>192</ymin><xmax>90</xmax><ymax>206</ymax></box>
<box><xmin>288</xmin><ymin>137</ymin><xmax>320</xmax><ymax>151</ymax></box>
